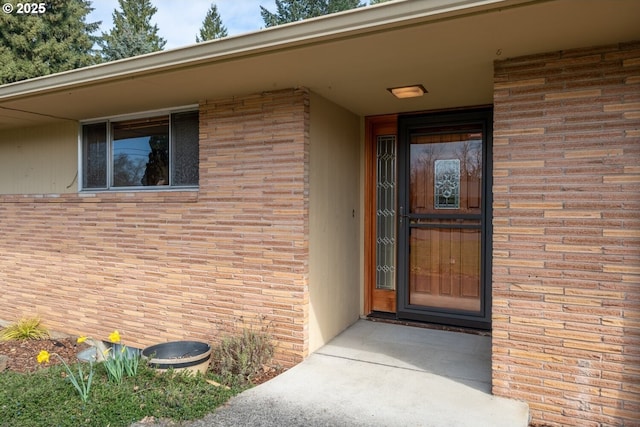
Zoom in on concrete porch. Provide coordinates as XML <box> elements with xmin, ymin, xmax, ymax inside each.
<box><xmin>199</xmin><ymin>319</ymin><xmax>529</xmax><ymax>426</ymax></box>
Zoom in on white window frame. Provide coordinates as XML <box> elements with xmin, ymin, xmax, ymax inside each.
<box><xmin>78</xmin><ymin>105</ymin><xmax>199</xmax><ymax>192</ymax></box>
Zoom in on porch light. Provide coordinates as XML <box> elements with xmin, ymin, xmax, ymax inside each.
<box><xmin>387</xmin><ymin>84</ymin><xmax>427</xmax><ymax>99</ymax></box>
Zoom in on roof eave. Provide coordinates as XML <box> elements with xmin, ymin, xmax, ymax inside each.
<box><xmin>0</xmin><ymin>0</ymin><xmax>532</xmax><ymax>101</ymax></box>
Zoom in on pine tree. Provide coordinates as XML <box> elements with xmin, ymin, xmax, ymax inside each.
<box><xmin>98</xmin><ymin>0</ymin><xmax>166</xmax><ymax>61</ymax></box>
<box><xmin>196</xmin><ymin>3</ymin><xmax>228</xmax><ymax>42</ymax></box>
<box><xmin>260</xmin><ymin>0</ymin><xmax>364</xmax><ymax>27</ymax></box>
<box><xmin>0</xmin><ymin>0</ymin><xmax>100</xmax><ymax>84</ymax></box>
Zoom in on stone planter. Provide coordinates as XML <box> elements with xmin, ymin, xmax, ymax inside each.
<box><xmin>77</xmin><ymin>342</ymin><xmax>141</xmax><ymax>363</ymax></box>
<box><xmin>142</xmin><ymin>341</ymin><xmax>211</xmax><ymax>374</ymax></box>
<box><xmin>77</xmin><ymin>347</ymin><xmax>98</xmax><ymax>363</ymax></box>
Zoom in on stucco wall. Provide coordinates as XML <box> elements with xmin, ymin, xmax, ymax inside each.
<box><xmin>0</xmin><ymin>121</ymin><xmax>78</xmax><ymax>194</ymax></box>
<box><xmin>492</xmin><ymin>42</ymin><xmax>640</xmax><ymax>426</ymax></box>
<box><xmin>308</xmin><ymin>92</ymin><xmax>361</xmax><ymax>353</ymax></box>
<box><xmin>0</xmin><ymin>89</ymin><xmax>310</xmax><ymax>367</ymax></box>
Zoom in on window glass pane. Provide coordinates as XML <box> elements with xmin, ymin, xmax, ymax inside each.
<box><xmin>82</xmin><ymin>123</ymin><xmax>107</xmax><ymax>189</ymax></box>
<box><xmin>434</xmin><ymin>159</ymin><xmax>460</xmax><ymax>209</ymax></box>
<box><xmin>112</xmin><ymin>117</ymin><xmax>169</xmax><ymax>187</ymax></box>
<box><xmin>171</xmin><ymin>111</ymin><xmax>199</xmax><ymax>186</ymax></box>
<box><xmin>410</xmin><ymin>131</ymin><xmax>482</xmax><ymax>214</ymax></box>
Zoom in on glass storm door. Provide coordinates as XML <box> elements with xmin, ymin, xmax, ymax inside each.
<box><xmin>397</xmin><ymin>109</ymin><xmax>492</xmax><ymax>329</ymax></box>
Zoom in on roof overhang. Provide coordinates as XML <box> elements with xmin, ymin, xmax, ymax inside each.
<box><xmin>0</xmin><ymin>0</ymin><xmax>639</xmax><ymax>130</ymax></box>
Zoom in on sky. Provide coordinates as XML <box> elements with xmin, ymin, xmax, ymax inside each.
<box><xmin>87</xmin><ymin>0</ymin><xmax>276</xmax><ymax>50</ymax></box>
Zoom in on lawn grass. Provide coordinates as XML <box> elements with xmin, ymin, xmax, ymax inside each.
<box><xmin>0</xmin><ymin>362</ymin><xmax>240</xmax><ymax>427</ymax></box>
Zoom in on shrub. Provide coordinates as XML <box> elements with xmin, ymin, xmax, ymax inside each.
<box><xmin>211</xmin><ymin>327</ymin><xmax>274</xmax><ymax>386</ymax></box>
<box><xmin>0</xmin><ymin>317</ymin><xmax>49</xmax><ymax>341</ymax></box>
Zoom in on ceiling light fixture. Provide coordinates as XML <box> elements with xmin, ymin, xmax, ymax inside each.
<box><xmin>387</xmin><ymin>84</ymin><xmax>428</xmax><ymax>99</ymax></box>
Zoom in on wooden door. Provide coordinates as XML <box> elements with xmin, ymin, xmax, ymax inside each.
<box><xmin>397</xmin><ymin>109</ymin><xmax>492</xmax><ymax>329</ymax></box>
<box><xmin>407</xmin><ymin>133</ymin><xmax>482</xmax><ymax>311</ymax></box>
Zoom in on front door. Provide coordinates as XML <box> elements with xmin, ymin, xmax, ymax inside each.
<box><xmin>397</xmin><ymin>109</ymin><xmax>491</xmax><ymax>329</ymax></box>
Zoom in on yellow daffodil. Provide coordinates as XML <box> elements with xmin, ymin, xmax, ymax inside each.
<box><xmin>37</xmin><ymin>350</ymin><xmax>50</xmax><ymax>364</ymax></box>
<box><xmin>109</xmin><ymin>330</ymin><xmax>121</xmax><ymax>343</ymax></box>
<box><xmin>77</xmin><ymin>336</ymin><xmax>87</xmax><ymax>343</ymax></box>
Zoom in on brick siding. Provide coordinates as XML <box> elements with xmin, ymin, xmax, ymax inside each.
<box><xmin>0</xmin><ymin>88</ymin><xmax>310</xmax><ymax>367</ymax></box>
<box><xmin>492</xmin><ymin>43</ymin><xmax>640</xmax><ymax>426</ymax></box>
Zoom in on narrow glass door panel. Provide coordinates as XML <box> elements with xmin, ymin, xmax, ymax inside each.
<box><xmin>376</xmin><ymin>135</ymin><xmax>396</xmax><ymax>291</ymax></box>
<box><xmin>408</xmin><ymin>131</ymin><xmax>483</xmax><ymax>313</ymax></box>
<box><xmin>367</xmin><ymin>115</ymin><xmax>398</xmax><ymax>314</ymax></box>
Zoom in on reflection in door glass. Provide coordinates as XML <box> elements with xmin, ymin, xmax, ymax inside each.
<box><xmin>408</xmin><ymin>132</ymin><xmax>483</xmax><ymax>313</ymax></box>
<box><xmin>409</xmin><ymin>226</ymin><xmax>481</xmax><ymax>312</ymax></box>
<box><xmin>410</xmin><ymin>135</ymin><xmax>481</xmax><ymax>215</ymax></box>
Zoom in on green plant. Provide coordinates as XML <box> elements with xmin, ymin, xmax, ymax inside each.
<box><xmin>211</xmin><ymin>327</ymin><xmax>274</xmax><ymax>386</ymax></box>
<box><xmin>0</xmin><ymin>363</ymin><xmax>238</xmax><ymax>427</ymax></box>
<box><xmin>101</xmin><ymin>330</ymin><xmax>141</xmax><ymax>384</ymax></box>
<box><xmin>36</xmin><ymin>349</ymin><xmax>94</xmax><ymax>403</ymax></box>
<box><xmin>123</xmin><ymin>346</ymin><xmax>140</xmax><ymax>377</ymax></box>
<box><xmin>0</xmin><ymin>317</ymin><xmax>49</xmax><ymax>341</ymax></box>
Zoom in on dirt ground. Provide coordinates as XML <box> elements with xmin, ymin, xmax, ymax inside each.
<box><xmin>0</xmin><ymin>337</ymin><xmax>283</xmax><ymax>386</ymax></box>
<box><xmin>0</xmin><ymin>337</ymin><xmax>89</xmax><ymax>373</ymax></box>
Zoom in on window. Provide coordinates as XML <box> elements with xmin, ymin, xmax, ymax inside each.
<box><xmin>81</xmin><ymin>109</ymin><xmax>199</xmax><ymax>190</ymax></box>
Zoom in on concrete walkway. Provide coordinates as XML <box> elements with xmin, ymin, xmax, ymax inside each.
<box><xmin>195</xmin><ymin>319</ymin><xmax>529</xmax><ymax>427</ymax></box>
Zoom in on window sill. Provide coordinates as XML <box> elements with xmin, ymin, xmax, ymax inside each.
<box><xmin>80</xmin><ymin>186</ymin><xmax>199</xmax><ymax>194</ymax></box>
<box><xmin>1</xmin><ymin>188</ymin><xmax>199</xmax><ymax>204</ymax></box>
<box><xmin>79</xmin><ymin>188</ymin><xmax>199</xmax><ymax>203</ymax></box>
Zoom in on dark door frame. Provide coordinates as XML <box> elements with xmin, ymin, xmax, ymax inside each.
<box><xmin>396</xmin><ymin>108</ymin><xmax>493</xmax><ymax>330</ymax></box>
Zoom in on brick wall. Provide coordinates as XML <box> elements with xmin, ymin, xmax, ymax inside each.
<box><xmin>492</xmin><ymin>43</ymin><xmax>640</xmax><ymax>426</ymax></box>
<box><xmin>0</xmin><ymin>88</ymin><xmax>310</xmax><ymax>367</ymax></box>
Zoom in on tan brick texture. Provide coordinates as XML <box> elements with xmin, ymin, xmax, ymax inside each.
<box><xmin>0</xmin><ymin>88</ymin><xmax>310</xmax><ymax>367</ymax></box>
<box><xmin>493</xmin><ymin>43</ymin><xmax>640</xmax><ymax>426</ymax></box>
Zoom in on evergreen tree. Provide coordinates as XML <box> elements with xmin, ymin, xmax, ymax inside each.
<box><xmin>196</xmin><ymin>3</ymin><xmax>228</xmax><ymax>42</ymax></box>
<box><xmin>0</xmin><ymin>0</ymin><xmax>100</xmax><ymax>84</ymax></box>
<box><xmin>261</xmin><ymin>0</ymin><xmax>364</xmax><ymax>27</ymax></box>
<box><xmin>98</xmin><ymin>0</ymin><xmax>166</xmax><ymax>61</ymax></box>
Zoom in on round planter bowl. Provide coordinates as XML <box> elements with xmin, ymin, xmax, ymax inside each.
<box><xmin>142</xmin><ymin>341</ymin><xmax>211</xmax><ymax>375</ymax></box>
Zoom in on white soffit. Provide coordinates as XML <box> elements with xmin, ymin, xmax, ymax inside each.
<box><xmin>0</xmin><ymin>0</ymin><xmax>639</xmax><ymax>129</ymax></box>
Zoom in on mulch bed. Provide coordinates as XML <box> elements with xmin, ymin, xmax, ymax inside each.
<box><xmin>0</xmin><ymin>337</ymin><xmax>89</xmax><ymax>373</ymax></box>
<box><xmin>0</xmin><ymin>337</ymin><xmax>284</xmax><ymax>386</ymax></box>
